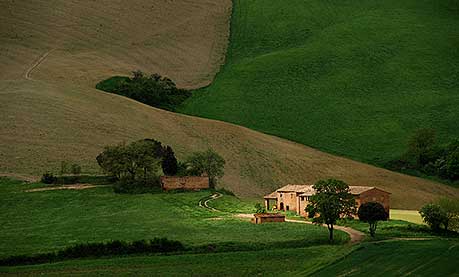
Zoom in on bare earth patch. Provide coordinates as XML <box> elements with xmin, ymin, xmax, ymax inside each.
<box><xmin>25</xmin><ymin>184</ymin><xmax>110</xmax><ymax>192</ymax></box>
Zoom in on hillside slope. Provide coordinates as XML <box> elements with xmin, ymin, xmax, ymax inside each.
<box><xmin>180</xmin><ymin>0</ymin><xmax>459</xmax><ymax>165</ymax></box>
<box><xmin>1</xmin><ymin>0</ymin><xmax>459</xmax><ymax>210</ymax></box>
<box><xmin>2</xmin><ymin>79</ymin><xmax>459</xmax><ymax>209</ymax></box>
<box><xmin>0</xmin><ymin>0</ymin><xmax>231</xmax><ymax>88</ymax></box>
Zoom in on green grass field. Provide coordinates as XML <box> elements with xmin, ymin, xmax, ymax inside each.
<box><xmin>0</xmin><ymin>245</ymin><xmax>351</xmax><ymax>276</ymax></box>
<box><xmin>0</xmin><ymin>178</ymin><xmax>347</xmax><ymax>258</ymax></box>
<box><xmin>180</xmin><ymin>0</ymin><xmax>459</xmax><ymax>165</ymax></box>
<box><xmin>316</xmin><ymin>239</ymin><xmax>459</xmax><ymax>276</ymax></box>
<box><xmin>3</xmin><ymin>240</ymin><xmax>458</xmax><ymax>276</ymax></box>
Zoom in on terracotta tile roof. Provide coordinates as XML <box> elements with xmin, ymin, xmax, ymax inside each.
<box><xmin>276</xmin><ymin>184</ymin><xmax>312</xmax><ymax>192</ymax></box>
<box><xmin>263</xmin><ymin>191</ymin><xmax>278</xmax><ymax>199</ymax></box>
<box><xmin>276</xmin><ymin>184</ymin><xmax>376</xmax><ymax>196</ymax></box>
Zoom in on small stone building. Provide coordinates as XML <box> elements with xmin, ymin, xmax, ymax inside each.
<box><xmin>160</xmin><ymin>176</ymin><xmax>209</xmax><ymax>191</ymax></box>
<box><xmin>251</xmin><ymin>213</ymin><xmax>285</xmax><ymax>224</ymax></box>
<box><xmin>264</xmin><ymin>184</ymin><xmax>390</xmax><ymax>218</ymax></box>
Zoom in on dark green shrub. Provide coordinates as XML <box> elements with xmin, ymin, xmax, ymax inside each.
<box><xmin>41</xmin><ymin>172</ymin><xmax>56</xmax><ymax>184</ymax></box>
<box><xmin>254</xmin><ymin>203</ymin><xmax>266</xmax><ymax>214</ymax></box>
<box><xmin>113</xmin><ymin>177</ymin><xmax>162</xmax><ymax>194</ymax></box>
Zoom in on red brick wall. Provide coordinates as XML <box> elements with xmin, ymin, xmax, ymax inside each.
<box><xmin>160</xmin><ymin>176</ymin><xmax>209</xmax><ymax>191</ymax></box>
<box><xmin>357</xmin><ymin>188</ymin><xmax>391</xmax><ymax>217</ymax></box>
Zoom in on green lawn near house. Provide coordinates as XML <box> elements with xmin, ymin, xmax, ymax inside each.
<box><xmin>0</xmin><ymin>178</ymin><xmax>347</xmax><ymax>258</ymax></box>
<box><xmin>180</xmin><ymin>0</ymin><xmax>459</xmax><ymax>166</ymax></box>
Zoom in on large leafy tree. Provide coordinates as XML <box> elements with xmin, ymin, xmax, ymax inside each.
<box><xmin>96</xmin><ymin>139</ymin><xmax>162</xmax><ymax>183</ymax></box>
<box><xmin>186</xmin><ymin>148</ymin><xmax>225</xmax><ymax>187</ymax></box>
<box><xmin>306</xmin><ymin>179</ymin><xmax>356</xmax><ymax>242</ymax></box>
<box><xmin>358</xmin><ymin>202</ymin><xmax>388</xmax><ymax>237</ymax></box>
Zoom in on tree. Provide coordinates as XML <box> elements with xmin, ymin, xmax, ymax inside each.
<box><xmin>445</xmin><ymin>148</ymin><xmax>459</xmax><ymax>180</ymax></box>
<box><xmin>405</xmin><ymin>128</ymin><xmax>437</xmax><ymax>167</ymax></box>
<box><xmin>186</xmin><ymin>149</ymin><xmax>225</xmax><ymax>188</ymax></box>
<box><xmin>358</xmin><ymin>202</ymin><xmax>388</xmax><ymax>237</ymax></box>
<box><xmin>419</xmin><ymin>203</ymin><xmax>448</xmax><ymax>232</ymax></box>
<box><xmin>436</xmin><ymin>198</ymin><xmax>459</xmax><ymax>232</ymax></box>
<box><xmin>96</xmin><ymin>140</ymin><xmax>161</xmax><ymax>184</ymax></box>
<box><xmin>306</xmin><ymin>179</ymin><xmax>356</xmax><ymax>242</ymax></box>
<box><xmin>96</xmin><ymin>143</ymin><xmax>129</xmax><ymax>180</ymax></box>
<box><xmin>162</xmin><ymin>146</ymin><xmax>178</xmax><ymax>175</ymax></box>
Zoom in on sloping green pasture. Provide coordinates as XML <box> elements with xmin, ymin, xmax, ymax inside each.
<box><xmin>180</xmin><ymin>0</ymin><xmax>459</xmax><ymax>165</ymax></box>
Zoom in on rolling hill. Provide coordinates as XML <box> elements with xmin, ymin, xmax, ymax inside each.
<box><xmin>180</xmin><ymin>0</ymin><xmax>459</xmax><ymax>165</ymax></box>
<box><xmin>1</xmin><ymin>0</ymin><xmax>459</xmax><ymax>209</ymax></box>
<box><xmin>0</xmin><ymin>0</ymin><xmax>232</xmax><ymax>89</ymax></box>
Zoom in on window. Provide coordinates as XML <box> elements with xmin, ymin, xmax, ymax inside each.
<box><xmin>280</xmin><ymin>193</ymin><xmax>283</xmax><ymax>198</ymax></box>
<box><xmin>291</xmin><ymin>194</ymin><xmax>294</xmax><ymax>199</ymax></box>
<box><xmin>286</xmin><ymin>205</ymin><xmax>289</xmax><ymax>211</ymax></box>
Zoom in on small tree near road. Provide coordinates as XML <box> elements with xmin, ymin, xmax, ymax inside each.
<box><xmin>436</xmin><ymin>198</ymin><xmax>459</xmax><ymax>232</ymax></box>
<box><xmin>419</xmin><ymin>203</ymin><xmax>448</xmax><ymax>232</ymax></box>
<box><xmin>358</xmin><ymin>202</ymin><xmax>388</xmax><ymax>237</ymax></box>
<box><xmin>306</xmin><ymin>179</ymin><xmax>356</xmax><ymax>242</ymax></box>
<box><xmin>186</xmin><ymin>149</ymin><xmax>225</xmax><ymax>188</ymax></box>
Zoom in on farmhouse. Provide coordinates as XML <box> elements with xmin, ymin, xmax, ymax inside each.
<box><xmin>264</xmin><ymin>184</ymin><xmax>390</xmax><ymax>218</ymax></box>
<box><xmin>160</xmin><ymin>176</ymin><xmax>209</xmax><ymax>191</ymax></box>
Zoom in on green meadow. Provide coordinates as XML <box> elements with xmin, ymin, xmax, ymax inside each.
<box><xmin>2</xmin><ymin>178</ymin><xmax>459</xmax><ymax>275</ymax></box>
<box><xmin>0</xmin><ymin>178</ymin><xmax>347</xmax><ymax>258</ymax></box>
<box><xmin>316</xmin><ymin>239</ymin><xmax>459</xmax><ymax>276</ymax></box>
<box><xmin>180</xmin><ymin>0</ymin><xmax>459</xmax><ymax>165</ymax></box>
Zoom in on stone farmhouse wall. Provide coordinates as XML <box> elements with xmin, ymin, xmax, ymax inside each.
<box><xmin>160</xmin><ymin>176</ymin><xmax>209</xmax><ymax>191</ymax></box>
<box><xmin>277</xmin><ymin>191</ymin><xmax>298</xmax><ymax>212</ymax></box>
<box><xmin>281</xmin><ymin>188</ymin><xmax>390</xmax><ymax>218</ymax></box>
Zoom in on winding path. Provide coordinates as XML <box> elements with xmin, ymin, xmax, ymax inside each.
<box><xmin>198</xmin><ymin>192</ymin><xmax>223</xmax><ymax>212</ymax></box>
<box><xmin>200</xmin><ymin>192</ymin><xmax>365</xmax><ymax>244</ymax></box>
<box><xmin>25</xmin><ymin>49</ymin><xmax>55</xmax><ymax>80</ymax></box>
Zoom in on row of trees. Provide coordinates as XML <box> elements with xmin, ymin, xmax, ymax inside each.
<box><xmin>96</xmin><ymin>71</ymin><xmax>191</xmax><ymax>111</ymax></box>
<box><xmin>96</xmin><ymin>139</ymin><xmax>225</xmax><ymax>193</ymax></box>
<box><xmin>388</xmin><ymin>129</ymin><xmax>459</xmax><ymax>181</ymax></box>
